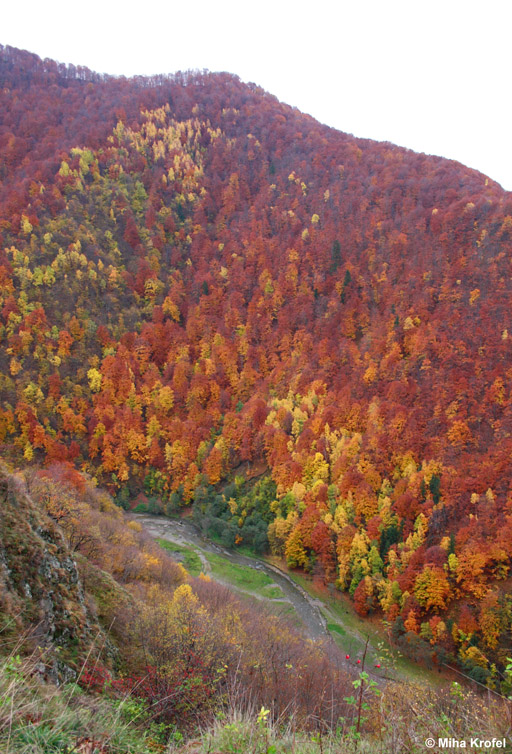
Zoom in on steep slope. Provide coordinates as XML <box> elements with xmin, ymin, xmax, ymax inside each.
<box><xmin>0</xmin><ymin>464</ymin><xmax>109</xmax><ymax>680</ymax></box>
<box><xmin>1</xmin><ymin>45</ymin><xmax>512</xmax><ymax>678</ymax></box>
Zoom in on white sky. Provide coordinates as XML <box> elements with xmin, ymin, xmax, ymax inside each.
<box><xmin>3</xmin><ymin>0</ymin><xmax>512</xmax><ymax>190</ymax></box>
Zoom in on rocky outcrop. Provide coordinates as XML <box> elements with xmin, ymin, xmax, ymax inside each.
<box><xmin>0</xmin><ymin>465</ymin><xmax>108</xmax><ymax>681</ymax></box>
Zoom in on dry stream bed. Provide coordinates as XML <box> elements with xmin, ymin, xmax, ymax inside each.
<box><xmin>132</xmin><ymin>514</ymin><xmax>444</xmax><ymax>685</ymax></box>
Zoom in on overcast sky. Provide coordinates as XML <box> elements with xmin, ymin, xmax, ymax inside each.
<box><xmin>3</xmin><ymin>0</ymin><xmax>511</xmax><ymax>190</ymax></box>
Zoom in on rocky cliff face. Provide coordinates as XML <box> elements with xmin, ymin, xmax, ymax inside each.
<box><xmin>0</xmin><ymin>466</ymin><xmax>106</xmax><ymax>681</ymax></box>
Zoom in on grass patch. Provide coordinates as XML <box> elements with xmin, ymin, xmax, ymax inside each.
<box><xmin>326</xmin><ymin>622</ymin><xmax>346</xmax><ymax>636</ymax></box>
<box><xmin>326</xmin><ymin>616</ymin><xmax>365</xmax><ymax>656</ymax></box>
<box><xmin>261</xmin><ymin>584</ymin><xmax>284</xmax><ymax>599</ymax></box>
<box><xmin>204</xmin><ymin>553</ymin><xmax>276</xmax><ymax>596</ymax></box>
<box><xmin>157</xmin><ymin>539</ymin><xmax>203</xmax><ymax>577</ymax></box>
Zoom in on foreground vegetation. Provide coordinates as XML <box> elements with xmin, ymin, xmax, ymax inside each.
<box><xmin>1</xmin><ymin>649</ymin><xmax>510</xmax><ymax>754</ymax></box>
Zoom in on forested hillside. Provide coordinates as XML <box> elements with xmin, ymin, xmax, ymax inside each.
<box><xmin>2</xmin><ymin>44</ymin><xmax>512</xmax><ymax>680</ymax></box>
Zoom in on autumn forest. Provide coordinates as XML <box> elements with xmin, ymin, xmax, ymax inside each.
<box><xmin>2</xmin><ymin>42</ymin><xmax>512</xmax><ymax>699</ymax></box>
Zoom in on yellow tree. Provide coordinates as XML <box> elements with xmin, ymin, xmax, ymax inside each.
<box><xmin>285</xmin><ymin>526</ymin><xmax>308</xmax><ymax>568</ymax></box>
<box><xmin>414</xmin><ymin>566</ymin><xmax>451</xmax><ymax>613</ymax></box>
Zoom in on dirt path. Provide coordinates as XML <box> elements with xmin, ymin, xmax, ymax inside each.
<box><xmin>133</xmin><ymin>514</ymin><xmax>328</xmax><ymax>640</ymax></box>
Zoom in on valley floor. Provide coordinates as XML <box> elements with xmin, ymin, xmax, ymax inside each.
<box><xmin>133</xmin><ymin>513</ymin><xmax>452</xmax><ymax>687</ymax></box>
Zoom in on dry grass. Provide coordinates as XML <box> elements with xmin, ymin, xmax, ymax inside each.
<box><xmin>1</xmin><ymin>640</ymin><xmax>511</xmax><ymax>754</ymax></box>
<box><xmin>0</xmin><ymin>644</ymin><xmax>170</xmax><ymax>753</ymax></box>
